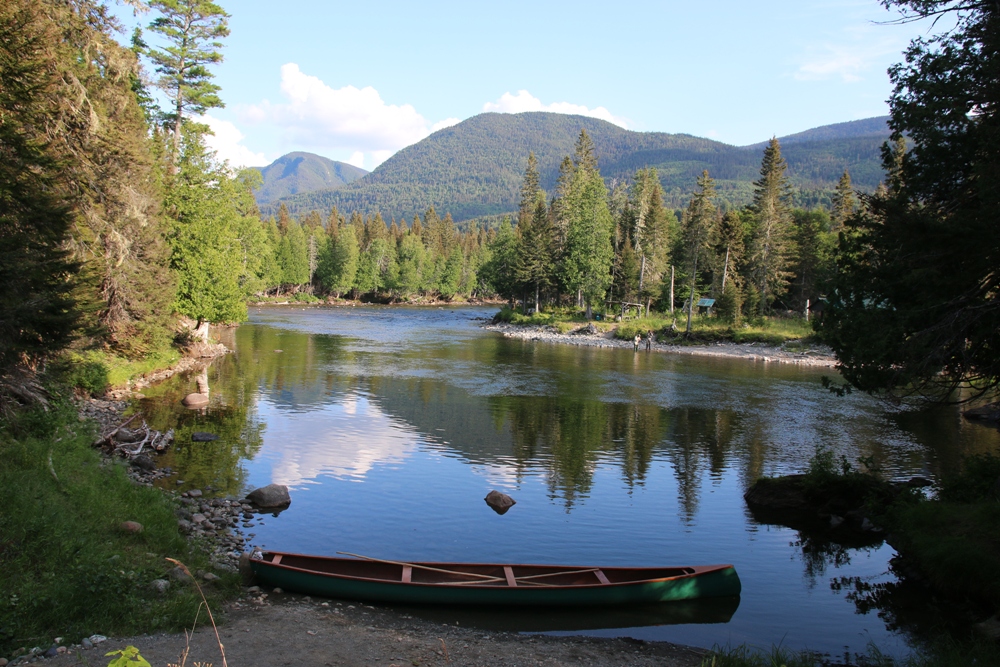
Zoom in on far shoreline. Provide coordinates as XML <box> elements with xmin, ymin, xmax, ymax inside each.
<box><xmin>484</xmin><ymin>322</ymin><xmax>838</xmax><ymax>368</ymax></box>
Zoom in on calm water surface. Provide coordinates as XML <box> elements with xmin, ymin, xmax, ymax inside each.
<box><xmin>140</xmin><ymin>306</ymin><xmax>1000</xmax><ymax>658</ymax></box>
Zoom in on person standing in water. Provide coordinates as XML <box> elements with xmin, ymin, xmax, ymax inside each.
<box><xmin>646</xmin><ymin>330</ymin><xmax>654</xmax><ymax>351</ymax></box>
<box><xmin>633</xmin><ymin>333</ymin><xmax>641</xmax><ymax>352</ymax></box>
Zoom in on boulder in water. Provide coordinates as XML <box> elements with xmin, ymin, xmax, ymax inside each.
<box><xmin>485</xmin><ymin>490</ymin><xmax>516</xmax><ymax>515</ymax></box>
<box><xmin>246</xmin><ymin>483</ymin><xmax>291</xmax><ymax>508</ymax></box>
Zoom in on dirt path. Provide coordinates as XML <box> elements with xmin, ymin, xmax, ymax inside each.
<box><xmin>484</xmin><ymin>323</ymin><xmax>837</xmax><ymax>368</ymax></box>
<box><xmin>42</xmin><ymin>594</ymin><xmax>707</xmax><ymax>667</ymax></box>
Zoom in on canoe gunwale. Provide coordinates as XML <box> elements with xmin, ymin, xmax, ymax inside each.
<box><xmin>251</xmin><ymin>551</ymin><xmax>735</xmax><ymax>591</ymax></box>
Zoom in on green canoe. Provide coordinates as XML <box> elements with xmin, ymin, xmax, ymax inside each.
<box><xmin>248</xmin><ymin>551</ymin><xmax>741</xmax><ymax>606</ymax></box>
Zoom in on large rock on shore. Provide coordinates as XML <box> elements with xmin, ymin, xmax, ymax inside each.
<box><xmin>246</xmin><ymin>484</ymin><xmax>291</xmax><ymax>508</ymax></box>
<box><xmin>182</xmin><ymin>393</ymin><xmax>209</xmax><ymax>407</ymax></box>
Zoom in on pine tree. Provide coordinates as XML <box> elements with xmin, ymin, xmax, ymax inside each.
<box><xmin>830</xmin><ymin>169</ymin><xmax>856</xmax><ymax>231</ymax></box>
<box><xmin>516</xmin><ymin>197</ymin><xmax>555</xmax><ymax>312</ymax></box>
<box><xmin>480</xmin><ymin>218</ymin><xmax>520</xmax><ymax>304</ymax></box>
<box><xmin>748</xmin><ymin>138</ymin><xmax>794</xmax><ymax>313</ymax></box>
<box><xmin>0</xmin><ymin>0</ymin><xmax>80</xmax><ymax>383</ymax></box>
<box><xmin>518</xmin><ymin>152</ymin><xmax>541</xmax><ymax>227</ymax></box>
<box><xmin>681</xmin><ymin>171</ymin><xmax>718</xmax><ymax>333</ymax></box>
<box><xmin>561</xmin><ymin>132</ymin><xmax>614</xmax><ymax>318</ymax></box>
<box><xmin>145</xmin><ymin>0</ymin><xmax>230</xmax><ymax>163</ymax></box>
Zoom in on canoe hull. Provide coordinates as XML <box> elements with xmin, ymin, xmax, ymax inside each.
<box><xmin>249</xmin><ymin>552</ymin><xmax>741</xmax><ymax>606</ymax></box>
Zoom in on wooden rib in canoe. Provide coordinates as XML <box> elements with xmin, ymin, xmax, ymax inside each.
<box><xmin>248</xmin><ymin>551</ymin><xmax>741</xmax><ymax>606</ymax></box>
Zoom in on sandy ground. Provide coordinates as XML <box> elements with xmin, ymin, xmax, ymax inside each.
<box><xmin>41</xmin><ymin>594</ymin><xmax>708</xmax><ymax>667</ymax></box>
<box><xmin>484</xmin><ymin>323</ymin><xmax>837</xmax><ymax>368</ymax></box>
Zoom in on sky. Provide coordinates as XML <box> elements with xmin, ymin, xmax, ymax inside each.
<box><xmin>114</xmin><ymin>0</ymin><xmax>937</xmax><ymax>171</ymax></box>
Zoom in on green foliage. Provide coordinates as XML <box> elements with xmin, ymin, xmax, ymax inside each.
<box><xmin>105</xmin><ymin>646</ymin><xmax>151</xmax><ymax>667</ymax></box>
<box><xmin>938</xmin><ymin>454</ymin><xmax>1000</xmax><ymax>504</ymax></box>
<box><xmin>820</xmin><ymin>2</ymin><xmax>1000</xmax><ymax>399</ymax></box>
<box><xmin>0</xmin><ymin>398</ymin><xmax>237</xmax><ymax>656</ymax></box>
<box><xmin>166</xmin><ymin>133</ymin><xmax>249</xmax><ymax>326</ymax></box>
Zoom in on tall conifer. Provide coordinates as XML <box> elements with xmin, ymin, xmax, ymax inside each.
<box><xmin>748</xmin><ymin>137</ymin><xmax>794</xmax><ymax>312</ymax></box>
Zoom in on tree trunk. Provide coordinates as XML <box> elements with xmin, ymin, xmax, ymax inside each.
<box><xmin>669</xmin><ymin>266</ymin><xmax>675</xmax><ymax>314</ymax></box>
<box><xmin>721</xmin><ymin>246</ymin><xmax>731</xmax><ymax>291</ymax></box>
<box><xmin>686</xmin><ymin>255</ymin><xmax>698</xmax><ymax>334</ymax></box>
<box><xmin>534</xmin><ymin>282</ymin><xmax>540</xmax><ymax>314</ymax></box>
<box><xmin>194</xmin><ymin>319</ymin><xmax>210</xmax><ymax>344</ymax></box>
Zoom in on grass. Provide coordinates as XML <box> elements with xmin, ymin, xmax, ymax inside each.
<box><xmin>494</xmin><ymin>306</ymin><xmax>819</xmax><ymax>346</ymax></box>
<box><xmin>57</xmin><ymin>347</ymin><xmax>181</xmax><ymax>395</ymax></box>
<box><xmin>0</xmin><ymin>395</ymin><xmax>238</xmax><ymax>659</ymax></box>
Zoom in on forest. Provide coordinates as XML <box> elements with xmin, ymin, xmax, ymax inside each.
<box><xmin>1</xmin><ymin>0</ymin><xmax>996</xmax><ymax>404</ymax></box>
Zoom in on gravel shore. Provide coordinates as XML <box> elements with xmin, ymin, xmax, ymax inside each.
<box><xmin>40</xmin><ymin>593</ymin><xmax>708</xmax><ymax>667</ymax></box>
<box><xmin>484</xmin><ymin>323</ymin><xmax>837</xmax><ymax>367</ymax></box>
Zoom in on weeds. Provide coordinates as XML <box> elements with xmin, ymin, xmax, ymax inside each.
<box><xmin>0</xmin><ymin>396</ymin><xmax>237</xmax><ymax>657</ymax></box>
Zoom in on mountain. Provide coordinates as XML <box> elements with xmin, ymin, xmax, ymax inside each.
<box><xmin>253</xmin><ymin>152</ymin><xmax>368</xmax><ymax>205</ymax></box>
<box><xmin>262</xmin><ymin>113</ymin><xmax>891</xmax><ymax>223</ymax></box>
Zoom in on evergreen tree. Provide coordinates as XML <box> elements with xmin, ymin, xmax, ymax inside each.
<box><xmin>316</xmin><ymin>223</ymin><xmax>359</xmax><ymax>297</ymax></box>
<box><xmin>748</xmin><ymin>137</ymin><xmax>794</xmax><ymax>312</ymax></box>
<box><xmin>0</xmin><ymin>0</ymin><xmax>80</xmax><ymax>385</ymax></box>
<box><xmin>145</xmin><ymin>0</ymin><xmax>230</xmax><ymax>163</ymax></box>
<box><xmin>480</xmin><ymin>218</ymin><xmax>520</xmax><ymax>305</ymax></box>
<box><xmin>680</xmin><ymin>171</ymin><xmax>718</xmax><ymax>333</ymax></box>
<box><xmin>561</xmin><ymin>132</ymin><xmax>614</xmax><ymax>318</ymax></box>
<box><xmin>277</xmin><ymin>220</ymin><xmax>310</xmax><ymax>287</ymax></box>
<box><xmin>516</xmin><ymin>197</ymin><xmax>555</xmax><ymax>312</ymax></box>
<box><xmin>394</xmin><ymin>232</ymin><xmax>426</xmax><ymax>295</ymax></box>
<box><xmin>830</xmin><ymin>169</ymin><xmax>856</xmax><ymax>231</ymax></box>
<box><xmin>166</xmin><ymin>132</ymin><xmax>245</xmax><ymax>340</ymax></box>
<box><xmin>518</xmin><ymin>152</ymin><xmax>541</xmax><ymax>227</ymax></box>
<box><xmin>821</xmin><ymin>0</ymin><xmax>1000</xmax><ymax>398</ymax></box>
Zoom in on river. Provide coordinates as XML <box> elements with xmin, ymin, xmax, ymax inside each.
<box><xmin>138</xmin><ymin>305</ymin><xmax>1000</xmax><ymax>659</ymax></box>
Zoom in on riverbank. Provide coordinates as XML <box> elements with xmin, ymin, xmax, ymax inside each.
<box><xmin>484</xmin><ymin>322</ymin><xmax>837</xmax><ymax>367</ymax></box>
<box><xmin>38</xmin><ymin>593</ymin><xmax>707</xmax><ymax>667</ymax></box>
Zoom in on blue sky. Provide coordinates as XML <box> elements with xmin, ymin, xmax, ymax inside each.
<box><xmin>115</xmin><ymin>0</ymin><xmax>935</xmax><ymax>170</ymax></box>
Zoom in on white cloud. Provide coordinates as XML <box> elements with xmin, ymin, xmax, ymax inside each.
<box><xmin>483</xmin><ymin>90</ymin><xmax>628</xmax><ymax>128</ymax></box>
<box><xmin>240</xmin><ymin>63</ymin><xmax>462</xmax><ymax>170</ymax></box>
<box><xmin>199</xmin><ymin>114</ymin><xmax>268</xmax><ymax>168</ymax></box>
<box><xmin>347</xmin><ymin>151</ymin><xmax>365</xmax><ymax>168</ymax></box>
<box><xmin>431</xmin><ymin>117</ymin><xmax>461</xmax><ymax>132</ymax></box>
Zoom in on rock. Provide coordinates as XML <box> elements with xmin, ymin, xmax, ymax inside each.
<box><xmin>974</xmin><ymin>614</ymin><xmax>1000</xmax><ymax>641</ymax></box>
<box><xmin>43</xmin><ymin>647</ymin><xmax>58</xmax><ymax>658</ymax></box>
<box><xmin>829</xmin><ymin>515</ymin><xmax>844</xmax><ymax>528</ymax></box>
<box><xmin>81</xmin><ymin>638</ymin><xmax>93</xmax><ymax>650</ymax></box>
<box><xmin>963</xmin><ymin>402</ymin><xmax>1000</xmax><ymax>424</ymax></box>
<box><xmin>272</xmin><ymin>587</ymin><xmax>284</xmax><ymax>594</ymax></box>
<box><xmin>130</xmin><ymin>454</ymin><xmax>155</xmax><ymax>471</ymax></box>
<box><xmin>191</xmin><ymin>432</ymin><xmax>219</xmax><ymax>442</ymax></box>
<box><xmin>177</xmin><ymin>519</ymin><xmax>192</xmax><ymax>533</ymax></box>
<box><xmin>246</xmin><ymin>484</ymin><xmax>291</xmax><ymax>508</ymax></box>
<box><xmin>0</xmin><ymin>657</ymin><xmax>7</xmax><ymax>666</ymax></box>
<box><xmin>743</xmin><ymin>475</ymin><xmax>808</xmax><ymax>511</ymax></box>
<box><xmin>167</xmin><ymin>566</ymin><xmax>193</xmax><ymax>583</ymax></box>
<box><xmin>89</xmin><ymin>635</ymin><xmax>107</xmax><ymax>645</ymax></box>
<box><xmin>484</xmin><ymin>490</ymin><xmax>516</xmax><ymax>515</ymax></box>
<box><xmin>203</xmin><ymin>572</ymin><xmax>220</xmax><ymax>582</ymax></box>
<box><xmin>191</xmin><ymin>513</ymin><xmax>207</xmax><ymax>524</ymax></box>
<box><xmin>187</xmin><ymin>488</ymin><xmax>203</xmax><ymax>498</ymax></box>
<box><xmin>150</xmin><ymin>578</ymin><xmax>170</xmax><ymax>594</ymax></box>
<box><xmin>182</xmin><ymin>393</ymin><xmax>209</xmax><ymax>407</ymax></box>
<box><xmin>247</xmin><ymin>585</ymin><xmax>262</xmax><ymax>594</ymax></box>
<box><xmin>576</xmin><ymin>323</ymin><xmax>598</xmax><ymax>335</ymax></box>
<box><xmin>119</xmin><ymin>520</ymin><xmax>143</xmax><ymax>534</ymax></box>
<box><xmin>861</xmin><ymin>517</ymin><xmax>882</xmax><ymax>532</ymax></box>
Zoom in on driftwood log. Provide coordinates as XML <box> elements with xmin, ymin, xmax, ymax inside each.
<box><xmin>93</xmin><ymin>414</ymin><xmax>174</xmax><ymax>458</ymax></box>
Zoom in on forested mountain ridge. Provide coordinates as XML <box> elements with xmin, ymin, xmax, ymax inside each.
<box><xmin>263</xmin><ymin>112</ymin><xmax>890</xmax><ymax>223</ymax></box>
<box><xmin>254</xmin><ymin>152</ymin><xmax>368</xmax><ymax>204</ymax></box>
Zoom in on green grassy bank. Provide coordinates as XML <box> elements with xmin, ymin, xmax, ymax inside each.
<box><xmin>0</xmin><ymin>394</ymin><xmax>237</xmax><ymax>659</ymax></box>
<box><xmin>493</xmin><ymin>306</ymin><xmax>818</xmax><ymax>346</ymax></box>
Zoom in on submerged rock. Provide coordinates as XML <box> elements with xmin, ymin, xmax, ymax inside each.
<box><xmin>485</xmin><ymin>490</ymin><xmax>516</xmax><ymax>515</ymax></box>
<box><xmin>182</xmin><ymin>393</ymin><xmax>209</xmax><ymax>407</ymax></box>
<box><xmin>246</xmin><ymin>483</ymin><xmax>291</xmax><ymax>508</ymax></box>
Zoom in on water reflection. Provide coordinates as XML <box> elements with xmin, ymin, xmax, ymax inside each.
<box><xmin>134</xmin><ymin>307</ymin><xmax>1000</xmax><ymax>656</ymax></box>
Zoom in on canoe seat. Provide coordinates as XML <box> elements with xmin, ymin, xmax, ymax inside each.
<box><xmin>503</xmin><ymin>566</ymin><xmax>517</xmax><ymax>587</ymax></box>
<box><xmin>272</xmin><ymin>554</ymin><xmax>282</xmax><ymax>565</ymax></box>
<box><xmin>402</xmin><ymin>566</ymin><xmax>412</xmax><ymax>583</ymax></box>
<box><xmin>593</xmin><ymin>569</ymin><xmax>610</xmax><ymax>584</ymax></box>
